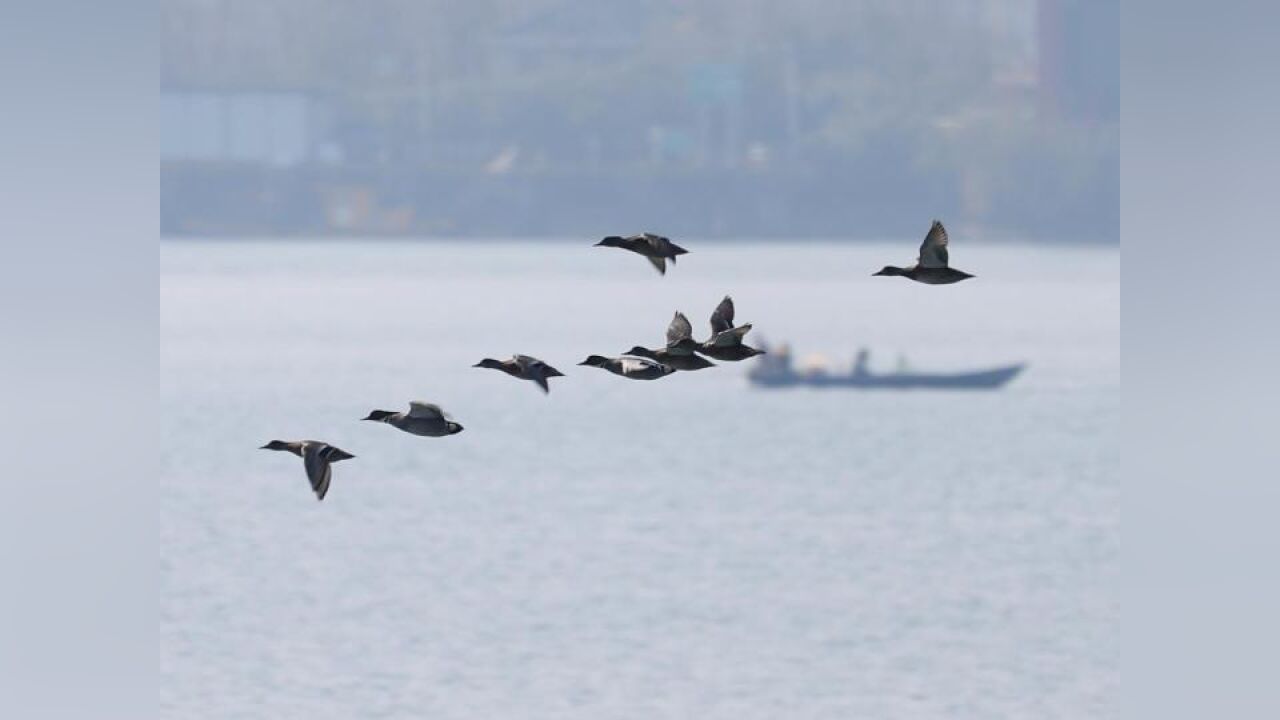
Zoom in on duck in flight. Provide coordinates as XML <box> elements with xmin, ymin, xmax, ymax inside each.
<box><xmin>361</xmin><ymin>402</ymin><xmax>464</xmax><ymax>436</ymax></box>
<box><xmin>259</xmin><ymin>440</ymin><xmax>355</xmax><ymax>501</ymax></box>
<box><xmin>594</xmin><ymin>232</ymin><xmax>688</xmax><ymax>275</ymax></box>
<box><xmin>473</xmin><ymin>354</ymin><xmax>565</xmax><ymax>394</ymax></box>
<box><xmin>873</xmin><ymin>220</ymin><xmax>974</xmax><ymax>284</ymax></box>
<box><xmin>626</xmin><ymin>312</ymin><xmax>716</xmax><ymax>371</ymax></box>
<box><xmin>578</xmin><ymin>354</ymin><xmax>676</xmax><ymax>380</ymax></box>
<box><xmin>694</xmin><ymin>296</ymin><xmax>765</xmax><ymax>361</ymax></box>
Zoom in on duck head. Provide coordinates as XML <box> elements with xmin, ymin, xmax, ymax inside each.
<box><xmin>625</xmin><ymin>346</ymin><xmax>658</xmax><ymax>360</ymax></box>
<box><xmin>594</xmin><ymin>236</ymin><xmax>626</xmax><ymax>248</ymax></box>
<box><xmin>259</xmin><ymin>440</ymin><xmax>291</xmax><ymax>451</ymax></box>
<box><xmin>873</xmin><ymin>265</ymin><xmax>908</xmax><ymax>277</ymax></box>
<box><xmin>446</xmin><ymin>421</ymin><xmax>465</xmax><ymax>435</ymax></box>
<box><xmin>361</xmin><ymin>410</ymin><xmax>395</xmax><ymax>422</ymax></box>
<box><xmin>472</xmin><ymin>358</ymin><xmax>504</xmax><ymax>370</ymax></box>
<box><xmin>578</xmin><ymin>355</ymin><xmax>611</xmax><ymax>368</ymax></box>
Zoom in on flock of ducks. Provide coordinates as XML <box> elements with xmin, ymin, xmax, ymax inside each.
<box><xmin>262</xmin><ymin>221</ymin><xmax>974</xmax><ymax>500</ymax></box>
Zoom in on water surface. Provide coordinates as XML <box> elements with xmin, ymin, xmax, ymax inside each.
<box><xmin>161</xmin><ymin>240</ymin><xmax>1118</xmax><ymax>719</ymax></box>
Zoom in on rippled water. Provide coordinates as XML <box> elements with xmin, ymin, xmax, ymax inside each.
<box><xmin>161</xmin><ymin>240</ymin><xmax>1118</xmax><ymax>719</ymax></box>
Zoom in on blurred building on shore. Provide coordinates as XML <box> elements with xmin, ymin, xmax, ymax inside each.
<box><xmin>161</xmin><ymin>0</ymin><xmax>1117</xmax><ymax>241</ymax></box>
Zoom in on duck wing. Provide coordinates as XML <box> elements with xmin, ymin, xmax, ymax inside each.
<box><xmin>516</xmin><ymin>354</ymin><xmax>563</xmax><ymax>376</ymax></box>
<box><xmin>709</xmin><ymin>296</ymin><xmax>735</xmax><ymax>335</ymax></box>
<box><xmin>917</xmin><ymin>220</ymin><xmax>950</xmax><ymax>268</ymax></box>
<box><xmin>645</xmin><ymin>255</ymin><xmax>667</xmax><ymax>275</ymax></box>
<box><xmin>514</xmin><ymin>355</ymin><xmax>559</xmax><ymax>393</ymax></box>
<box><xmin>320</xmin><ymin>444</ymin><xmax>355</xmax><ymax>462</ymax></box>
<box><xmin>666</xmin><ymin>311</ymin><xmax>694</xmax><ymax>348</ymax></box>
<box><xmin>707</xmin><ymin>323</ymin><xmax>753</xmax><ymax>347</ymax></box>
<box><xmin>302</xmin><ymin>444</ymin><xmax>334</xmax><ymax>500</ymax></box>
<box><xmin>408</xmin><ymin>401</ymin><xmax>447</xmax><ymax>420</ymax></box>
<box><xmin>641</xmin><ymin>233</ymin><xmax>686</xmax><ymax>258</ymax></box>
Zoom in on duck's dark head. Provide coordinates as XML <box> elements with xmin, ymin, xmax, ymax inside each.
<box><xmin>259</xmin><ymin>440</ymin><xmax>291</xmax><ymax>451</ymax></box>
<box><xmin>595</xmin><ymin>236</ymin><xmax>626</xmax><ymax>248</ymax></box>
<box><xmin>446</xmin><ymin>421</ymin><xmax>464</xmax><ymax>435</ymax></box>
<box><xmin>873</xmin><ymin>265</ymin><xmax>909</xmax><ymax>277</ymax></box>
<box><xmin>472</xmin><ymin>358</ymin><xmax>504</xmax><ymax>370</ymax></box>
<box><xmin>626</xmin><ymin>346</ymin><xmax>658</xmax><ymax>360</ymax></box>
<box><xmin>578</xmin><ymin>355</ymin><xmax>610</xmax><ymax>368</ymax></box>
<box><xmin>361</xmin><ymin>410</ymin><xmax>395</xmax><ymax>422</ymax></box>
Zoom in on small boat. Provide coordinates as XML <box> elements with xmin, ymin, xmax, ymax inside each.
<box><xmin>747</xmin><ymin>343</ymin><xmax>1024</xmax><ymax>390</ymax></box>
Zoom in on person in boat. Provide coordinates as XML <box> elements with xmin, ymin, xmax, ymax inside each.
<box><xmin>854</xmin><ymin>348</ymin><xmax>870</xmax><ymax>376</ymax></box>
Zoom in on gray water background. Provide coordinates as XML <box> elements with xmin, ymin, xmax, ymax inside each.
<box><xmin>161</xmin><ymin>240</ymin><xmax>1118</xmax><ymax>718</ymax></box>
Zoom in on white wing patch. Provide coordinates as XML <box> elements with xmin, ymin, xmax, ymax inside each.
<box><xmin>619</xmin><ymin>357</ymin><xmax>658</xmax><ymax>373</ymax></box>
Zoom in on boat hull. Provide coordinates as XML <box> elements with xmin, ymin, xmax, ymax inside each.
<box><xmin>749</xmin><ymin>364</ymin><xmax>1025</xmax><ymax>390</ymax></box>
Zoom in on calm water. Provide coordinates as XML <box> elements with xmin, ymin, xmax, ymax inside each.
<box><xmin>161</xmin><ymin>240</ymin><xmax>1118</xmax><ymax>719</ymax></box>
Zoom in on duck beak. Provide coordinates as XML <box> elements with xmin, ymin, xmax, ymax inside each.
<box><xmin>258</xmin><ymin>443</ymin><xmax>270</xmax><ymax>449</ymax></box>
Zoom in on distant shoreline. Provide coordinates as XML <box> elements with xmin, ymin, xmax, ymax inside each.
<box><xmin>160</xmin><ymin>234</ymin><xmax>1119</xmax><ymax>246</ymax></box>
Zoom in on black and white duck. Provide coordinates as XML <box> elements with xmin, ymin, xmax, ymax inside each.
<box><xmin>873</xmin><ymin>220</ymin><xmax>975</xmax><ymax>285</ymax></box>
<box><xmin>577</xmin><ymin>354</ymin><xmax>676</xmax><ymax>380</ymax></box>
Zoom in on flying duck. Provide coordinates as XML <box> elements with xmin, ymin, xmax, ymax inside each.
<box><xmin>473</xmin><ymin>354</ymin><xmax>565</xmax><ymax>394</ymax></box>
<box><xmin>259</xmin><ymin>440</ymin><xmax>355</xmax><ymax>501</ymax></box>
<box><xmin>594</xmin><ymin>232</ymin><xmax>688</xmax><ymax>274</ymax></box>
<box><xmin>361</xmin><ymin>402</ymin><xmax>464</xmax><ymax>437</ymax></box>
<box><xmin>695</xmin><ymin>296</ymin><xmax>765</xmax><ymax>361</ymax></box>
<box><xmin>625</xmin><ymin>345</ymin><xmax>716</xmax><ymax>371</ymax></box>
<box><xmin>625</xmin><ymin>311</ymin><xmax>715</xmax><ymax>370</ymax></box>
<box><xmin>578</xmin><ymin>354</ymin><xmax>676</xmax><ymax>380</ymax></box>
<box><xmin>873</xmin><ymin>220</ymin><xmax>974</xmax><ymax>284</ymax></box>
<box><xmin>663</xmin><ymin>311</ymin><xmax>702</xmax><ymax>356</ymax></box>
